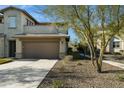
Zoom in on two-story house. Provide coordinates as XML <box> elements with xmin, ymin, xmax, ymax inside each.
<box><xmin>0</xmin><ymin>6</ymin><xmax>69</xmax><ymax>59</ymax></box>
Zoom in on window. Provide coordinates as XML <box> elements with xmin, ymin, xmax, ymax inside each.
<box><xmin>26</xmin><ymin>19</ymin><xmax>33</xmax><ymax>26</ymax></box>
<box><xmin>8</xmin><ymin>17</ymin><xmax>16</xmax><ymax>28</ymax></box>
<box><xmin>113</xmin><ymin>41</ymin><xmax>120</xmax><ymax>48</ymax></box>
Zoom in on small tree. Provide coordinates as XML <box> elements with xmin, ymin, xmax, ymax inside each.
<box><xmin>41</xmin><ymin>5</ymin><xmax>124</xmax><ymax>73</ymax></box>
<box><xmin>96</xmin><ymin>5</ymin><xmax>124</xmax><ymax>72</ymax></box>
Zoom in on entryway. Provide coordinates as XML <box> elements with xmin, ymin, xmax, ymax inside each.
<box><xmin>9</xmin><ymin>40</ymin><xmax>16</xmax><ymax>57</ymax></box>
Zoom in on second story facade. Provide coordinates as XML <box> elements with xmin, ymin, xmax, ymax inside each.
<box><xmin>0</xmin><ymin>6</ymin><xmax>67</xmax><ymax>39</ymax></box>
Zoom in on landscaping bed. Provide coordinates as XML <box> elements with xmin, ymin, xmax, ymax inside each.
<box><xmin>0</xmin><ymin>58</ymin><xmax>13</xmax><ymax>64</ymax></box>
<box><xmin>38</xmin><ymin>56</ymin><xmax>124</xmax><ymax>88</ymax></box>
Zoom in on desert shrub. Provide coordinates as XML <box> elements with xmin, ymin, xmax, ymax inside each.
<box><xmin>64</xmin><ymin>56</ymin><xmax>72</xmax><ymax>61</ymax></box>
<box><xmin>77</xmin><ymin>62</ymin><xmax>82</xmax><ymax>66</ymax></box>
<box><xmin>67</xmin><ymin>47</ymin><xmax>73</xmax><ymax>55</ymax></box>
<box><xmin>73</xmin><ymin>52</ymin><xmax>82</xmax><ymax>59</ymax></box>
<box><xmin>117</xmin><ymin>74</ymin><xmax>124</xmax><ymax>81</ymax></box>
<box><xmin>59</xmin><ymin>65</ymin><xmax>65</xmax><ymax>72</ymax></box>
<box><xmin>52</xmin><ymin>80</ymin><xmax>64</xmax><ymax>88</ymax></box>
<box><xmin>112</xmin><ymin>52</ymin><xmax>121</xmax><ymax>55</ymax></box>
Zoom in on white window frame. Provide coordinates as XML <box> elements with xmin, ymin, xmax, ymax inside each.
<box><xmin>8</xmin><ymin>16</ymin><xmax>16</xmax><ymax>28</ymax></box>
<box><xmin>113</xmin><ymin>41</ymin><xmax>120</xmax><ymax>48</ymax></box>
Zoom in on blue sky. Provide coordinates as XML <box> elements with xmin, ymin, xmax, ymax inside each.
<box><xmin>0</xmin><ymin>5</ymin><xmax>79</xmax><ymax>42</ymax></box>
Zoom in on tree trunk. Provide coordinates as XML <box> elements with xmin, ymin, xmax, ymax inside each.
<box><xmin>96</xmin><ymin>47</ymin><xmax>105</xmax><ymax>73</ymax></box>
<box><xmin>88</xmin><ymin>44</ymin><xmax>96</xmax><ymax>66</ymax></box>
<box><xmin>96</xmin><ymin>56</ymin><xmax>102</xmax><ymax>73</ymax></box>
<box><xmin>82</xmin><ymin>32</ymin><xmax>96</xmax><ymax>66</ymax></box>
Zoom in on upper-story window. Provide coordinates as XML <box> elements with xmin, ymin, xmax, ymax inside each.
<box><xmin>8</xmin><ymin>16</ymin><xmax>16</xmax><ymax>28</ymax></box>
<box><xmin>26</xmin><ymin>19</ymin><xmax>34</xmax><ymax>26</ymax></box>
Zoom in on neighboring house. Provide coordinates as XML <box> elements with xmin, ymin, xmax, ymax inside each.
<box><xmin>0</xmin><ymin>6</ymin><xmax>69</xmax><ymax>59</ymax></box>
<box><xmin>105</xmin><ymin>36</ymin><xmax>124</xmax><ymax>53</ymax></box>
<box><xmin>97</xmin><ymin>36</ymin><xmax>124</xmax><ymax>54</ymax></box>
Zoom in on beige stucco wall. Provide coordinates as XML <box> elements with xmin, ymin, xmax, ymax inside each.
<box><xmin>0</xmin><ymin>37</ymin><xmax>4</xmax><ymax>57</ymax></box>
<box><xmin>3</xmin><ymin>10</ymin><xmax>23</xmax><ymax>37</ymax></box>
<box><xmin>15</xmin><ymin>38</ymin><xmax>22</xmax><ymax>58</ymax></box>
<box><xmin>3</xmin><ymin>9</ymin><xmax>23</xmax><ymax>57</ymax></box>
<box><xmin>24</xmin><ymin>25</ymin><xmax>58</xmax><ymax>34</ymax></box>
<box><xmin>21</xmin><ymin>12</ymin><xmax>35</xmax><ymax>26</ymax></box>
<box><xmin>59</xmin><ymin>37</ymin><xmax>67</xmax><ymax>58</ymax></box>
<box><xmin>2</xmin><ymin>9</ymin><xmax>37</xmax><ymax>57</ymax></box>
<box><xmin>0</xmin><ymin>8</ymin><xmax>68</xmax><ymax>58</ymax></box>
<box><xmin>0</xmin><ymin>24</ymin><xmax>4</xmax><ymax>33</ymax></box>
<box><xmin>16</xmin><ymin>37</ymin><xmax>67</xmax><ymax>59</ymax></box>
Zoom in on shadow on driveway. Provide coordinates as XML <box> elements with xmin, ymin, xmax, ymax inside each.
<box><xmin>0</xmin><ymin>66</ymin><xmax>49</xmax><ymax>87</ymax></box>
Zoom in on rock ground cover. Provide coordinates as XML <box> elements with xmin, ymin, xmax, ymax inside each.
<box><xmin>38</xmin><ymin>56</ymin><xmax>124</xmax><ymax>88</ymax></box>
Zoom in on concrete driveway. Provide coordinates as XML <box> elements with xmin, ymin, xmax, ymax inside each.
<box><xmin>0</xmin><ymin>59</ymin><xmax>57</xmax><ymax>88</ymax></box>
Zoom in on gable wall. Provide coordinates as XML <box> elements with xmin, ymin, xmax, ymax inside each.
<box><xmin>20</xmin><ymin>12</ymin><xmax>36</xmax><ymax>27</ymax></box>
<box><xmin>3</xmin><ymin>9</ymin><xmax>23</xmax><ymax>38</ymax></box>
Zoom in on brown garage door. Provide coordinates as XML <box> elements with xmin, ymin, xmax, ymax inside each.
<box><xmin>23</xmin><ymin>41</ymin><xmax>59</xmax><ymax>59</ymax></box>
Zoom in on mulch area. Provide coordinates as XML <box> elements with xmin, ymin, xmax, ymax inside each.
<box><xmin>38</xmin><ymin>56</ymin><xmax>124</xmax><ymax>88</ymax></box>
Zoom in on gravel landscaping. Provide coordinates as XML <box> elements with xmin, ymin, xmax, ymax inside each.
<box><xmin>38</xmin><ymin>56</ymin><xmax>124</xmax><ymax>88</ymax></box>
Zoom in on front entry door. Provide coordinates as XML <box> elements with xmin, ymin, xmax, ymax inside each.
<box><xmin>9</xmin><ymin>40</ymin><xmax>16</xmax><ymax>57</ymax></box>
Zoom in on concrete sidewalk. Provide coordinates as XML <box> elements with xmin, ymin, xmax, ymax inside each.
<box><xmin>103</xmin><ymin>60</ymin><xmax>124</xmax><ymax>69</ymax></box>
<box><xmin>0</xmin><ymin>59</ymin><xmax>57</xmax><ymax>88</ymax></box>
<box><xmin>82</xmin><ymin>53</ymin><xmax>124</xmax><ymax>69</ymax></box>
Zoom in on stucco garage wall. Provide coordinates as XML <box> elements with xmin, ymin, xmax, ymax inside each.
<box><xmin>0</xmin><ymin>24</ymin><xmax>4</xmax><ymax>33</ymax></box>
<box><xmin>59</xmin><ymin>37</ymin><xmax>67</xmax><ymax>58</ymax></box>
<box><xmin>16</xmin><ymin>37</ymin><xmax>67</xmax><ymax>59</ymax></box>
<box><xmin>0</xmin><ymin>37</ymin><xmax>4</xmax><ymax>57</ymax></box>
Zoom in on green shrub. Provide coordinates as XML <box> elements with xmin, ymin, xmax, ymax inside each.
<box><xmin>117</xmin><ymin>74</ymin><xmax>124</xmax><ymax>81</ymax></box>
<box><xmin>67</xmin><ymin>47</ymin><xmax>73</xmax><ymax>55</ymax></box>
<box><xmin>112</xmin><ymin>52</ymin><xmax>121</xmax><ymax>55</ymax></box>
<box><xmin>0</xmin><ymin>58</ymin><xmax>13</xmax><ymax>64</ymax></box>
<box><xmin>52</xmin><ymin>80</ymin><xmax>64</xmax><ymax>88</ymax></box>
<box><xmin>73</xmin><ymin>52</ymin><xmax>81</xmax><ymax>59</ymax></box>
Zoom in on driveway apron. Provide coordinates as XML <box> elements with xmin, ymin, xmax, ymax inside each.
<box><xmin>0</xmin><ymin>59</ymin><xmax>57</xmax><ymax>88</ymax></box>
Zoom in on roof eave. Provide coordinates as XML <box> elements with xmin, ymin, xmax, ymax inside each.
<box><xmin>14</xmin><ymin>34</ymin><xmax>69</xmax><ymax>38</ymax></box>
<box><xmin>0</xmin><ymin>6</ymin><xmax>38</xmax><ymax>23</ymax></box>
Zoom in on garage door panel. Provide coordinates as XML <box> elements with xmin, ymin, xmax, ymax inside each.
<box><xmin>23</xmin><ymin>41</ymin><xmax>59</xmax><ymax>59</ymax></box>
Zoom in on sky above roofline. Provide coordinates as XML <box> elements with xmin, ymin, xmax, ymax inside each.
<box><xmin>0</xmin><ymin>5</ymin><xmax>51</xmax><ymax>22</ymax></box>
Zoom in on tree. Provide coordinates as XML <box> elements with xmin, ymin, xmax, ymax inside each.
<box><xmin>41</xmin><ymin>5</ymin><xmax>124</xmax><ymax>73</ymax></box>
<box><xmin>42</xmin><ymin>5</ymin><xmax>97</xmax><ymax>66</ymax></box>
<box><xmin>96</xmin><ymin>5</ymin><xmax>124</xmax><ymax>72</ymax></box>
